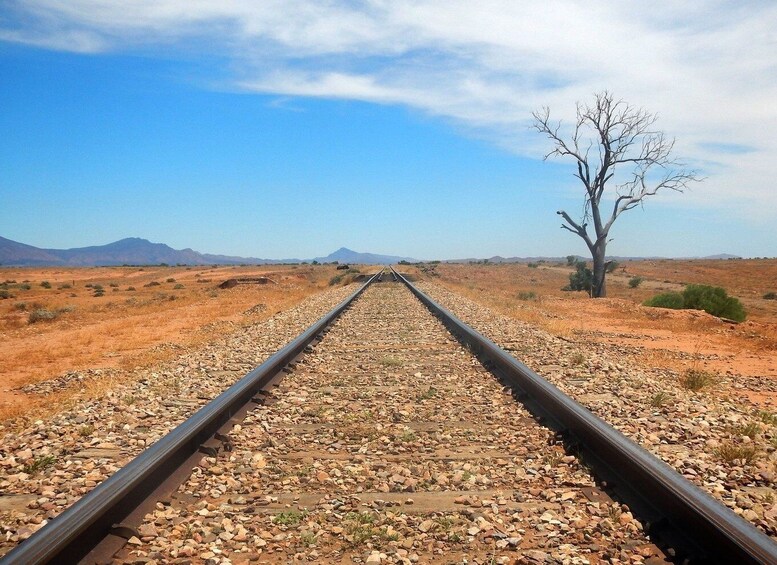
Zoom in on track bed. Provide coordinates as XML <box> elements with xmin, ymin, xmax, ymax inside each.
<box><xmin>114</xmin><ymin>282</ymin><xmax>659</xmax><ymax>564</ymax></box>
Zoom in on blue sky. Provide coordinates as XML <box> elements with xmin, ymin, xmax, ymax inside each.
<box><xmin>1</xmin><ymin>1</ymin><xmax>776</xmax><ymax>260</ymax></box>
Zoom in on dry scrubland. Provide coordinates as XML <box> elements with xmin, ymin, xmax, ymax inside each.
<box><xmin>409</xmin><ymin>259</ymin><xmax>777</xmax><ymax>408</ymax></box>
<box><xmin>0</xmin><ymin>264</ymin><xmax>359</xmax><ymax>423</ymax></box>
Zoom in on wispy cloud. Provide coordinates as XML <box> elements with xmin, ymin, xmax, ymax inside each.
<box><xmin>3</xmin><ymin>0</ymin><xmax>776</xmax><ymax>217</ymax></box>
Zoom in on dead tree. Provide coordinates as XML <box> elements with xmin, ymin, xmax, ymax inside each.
<box><xmin>532</xmin><ymin>91</ymin><xmax>701</xmax><ymax>297</ymax></box>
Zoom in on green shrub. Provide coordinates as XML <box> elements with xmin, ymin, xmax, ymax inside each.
<box><xmin>40</xmin><ymin>281</ymin><xmax>51</xmax><ymax>289</ymax></box>
<box><xmin>680</xmin><ymin>369</ymin><xmax>717</xmax><ymax>391</ymax></box>
<box><xmin>329</xmin><ymin>274</ymin><xmax>343</xmax><ymax>286</ymax></box>
<box><xmin>644</xmin><ymin>292</ymin><xmax>684</xmax><ymax>309</ymax></box>
<box><xmin>628</xmin><ymin>276</ymin><xmax>643</xmax><ymax>288</ymax></box>
<box><xmin>566</xmin><ymin>262</ymin><xmax>592</xmax><ymax>292</ymax></box>
<box><xmin>763</xmin><ymin>292</ymin><xmax>777</xmax><ymax>300</ymax></box>
<box><xmin>0</xmin><ymin>290</ymin><xmax>12</xmax><ymax>299</ymax></box>
<box><xmin>605</xmin><ymin>261</ymin><xmax>619</xmax><ymax>273</ymax></box>
<box><xmin>682</xmin><ymin>284</ymin><xmax>746</xmax><ymax>322</ymax></box>
<box><xmin>13</xmin><ymin>302</ymin><xmax>27</xmax><ymax>311</ymax></box>
<box><xmin>527</xmin><ymin>262</ymin><xmax>539</xmax><ymax>269</ymax></box>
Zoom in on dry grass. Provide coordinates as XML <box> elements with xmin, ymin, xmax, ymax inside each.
<box><xmin>0</xmin><ymin>264</ymin><xmax>355</xmax><ymax>422</ymax></box>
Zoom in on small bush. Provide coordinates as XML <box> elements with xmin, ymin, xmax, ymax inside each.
<box><xmin>28</xmin><ymin>309</ymin><xmax>59</xmax><ymax>323</ymax></box>
<box><xmin>329</xmin><ymin>275</ymin><xmax>343</xmax><ymax>286</ymax></box>
<box><xmin>58</xmin><ymin>283</ymin><xmax>72</xmax><ymax>289</ymax></box>
<box><xmin>18</xmin><ymin>283</ymin><xmax>31</xmax><ymax>291</ymax></box>
<box><xmin>109</xmin><ymin>282</ymin><xmax>119</xmax><ymax>288</ymax></box>
<box><xmin>644</xmin><ymin>292</ymin><xmax>684</xmax><ymax>309</ymax></box>
<box><xmin>144</xmin><ymin>281</ymin><xmax>161</xmax><ymax>287</ymax></box>
<box><xmin>13</xmin><ymin>302</ymin><xmax>27</xmax><ymax>311</ymax></box>
<box><xmin>714</xmin><ymin>442</ymin><xmax>758</xmax><ymax>464</ymax></box>
<box><xmin>40</xmin><ymin>281</ymin><xmax>51</xmax><ymax>289</ymax></box>
<box><xmin>126</xmin><ymin>286</ymin><xmax>136</xmax><ymax>291</ymax></box>
<box><xmin>517</xmin><ymin>291</ymin><xmax>536</xmax><ymax>300</ymax></box>
<box><xmin>173</xmin><ymin>284</ymin><xmax>185</xmax><ymax>289</ymax></box>
<box><xmin>92</xmin><ymin>284</ymin><xmax>104</xmax><ymax>291</ymax></box>
<box><xmin>628</xmin><ymin>276</ymin><xmax>643</xmax><ymax>288</ymax></box>
<box><xmin>22</xmin><ymin>454</ymin><xmax>56</xmax><ymax>475</ymax></box>
<box><xmin>682</xmin><ymin>284</ymin><xmax>746</xmax><ymax>321</ymax></box>
<box><xmin>605</xmin><ymin>261</ymin><xmax>619</xmax><ymax>273</ymax></box>
<box><xmin>680</xmin><ymin>368</ymin><xmax>717</xmax><ymax>391</ymax></box>
<box><xmin>527</xmin><ymin>262</ymin><xmax>539</xmax><ymax>269</ymax></box>
<box><xmin>166</xmin><ymin>278</ymin><xmax>176</xmax><ymax>283</ymax></box>
<box><xmin>650</xmin><ymin>391</ymin><xmax>670</xmax><ymax>407</ymax></box>
<box><xmin>762</xmin><ymin>292</ymin><xmax>776</xmax><ymax>300</ymax></box>
<box><xmin>0</xmin><ymin>290</ymin><xmax>12</xmax><ymax>299</ymax></box>
<box><xmin>566</xmin><ymin>262</ymin><xmax>592</xmax><ymax>292</ymax></box>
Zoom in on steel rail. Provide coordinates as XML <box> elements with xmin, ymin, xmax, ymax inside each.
<box><xmin>1</xmin><ymin>273</ymin><xmax>380</xmax><ymax>565</ymax></box>
<box><xmin>392</xmin><ymin>267</ymin><xmax>777</xmax><ymax>564</ymax></box>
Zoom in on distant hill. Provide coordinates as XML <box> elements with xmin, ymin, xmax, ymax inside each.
<box><xmin>313</xmin><ymin>247</ymin><xmax>417</xmax><ymax>265</ymax></box>
<box><xmin>0</xmin><ymin>236</ymin><xmax>285</xmax><ymax>267</ymax></box>
<box><xmin>0</xmin><ymin>237</ymin><xmax>412</xmax><ymax>267</ymax></box>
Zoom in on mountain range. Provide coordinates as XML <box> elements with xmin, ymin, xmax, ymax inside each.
<box><xmin>0</xmin><ymin>235</ymin><xmax>742</xmax><ymax>267</ymax></box>
<box><xmin>0</xmin><ymin>236</ymin><xmax>416</xmax><ymax>266</ymax></box>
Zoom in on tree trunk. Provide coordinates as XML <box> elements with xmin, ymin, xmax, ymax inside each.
<box><xmin>591</xmin><ymin>244</ymin><xmax>607</xmax><ymax>298</ymax></box>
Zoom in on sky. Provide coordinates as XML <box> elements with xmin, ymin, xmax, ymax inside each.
<box><xmin>1</xmin><ymin>1</ymin><xmax>776</xmax><ymax>260</ymax></box>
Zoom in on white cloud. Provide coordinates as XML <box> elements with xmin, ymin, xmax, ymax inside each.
<box><xmin>2</xmin><ymin>0</ymin><xmax>776</xmax><ymax>219</ymax></box>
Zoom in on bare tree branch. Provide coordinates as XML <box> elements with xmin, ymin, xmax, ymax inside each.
<box><xmin>533</xmin><ymin>91</ymin><xmax>703</xmax><ymax>297</ymax></box>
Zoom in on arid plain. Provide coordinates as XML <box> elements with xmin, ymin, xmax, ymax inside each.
<box><xmin>2</xmin><ymin>259</ymin><xmax>775</xmax><ymax>426</ymax></box>
<box><xmin>0</xmin><ymin>264</ymin><xmax>348</xmax><ymax>423</ymax></box>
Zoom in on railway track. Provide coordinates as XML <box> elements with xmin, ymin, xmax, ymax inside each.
<box><xmin>2</xmin><ymin>270</ymin><xmax>776</xmax><ymax>563</ymax></box>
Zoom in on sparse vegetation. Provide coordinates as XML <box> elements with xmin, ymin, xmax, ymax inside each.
<box><xmin>628</xmin><ymin>276</ymin><xmax>643</xmax><ymax>288</ymax></box>
<box><xmin>273</xmin><ymin>509</ymin><xmax>307</xmax><ymax>527</ymax></box>
<box><xmin>643</xmin><ymin>284</ymin><xmax>746</xmax><ymax>321</ymax></box>
<box><xmin>380</xmin><ymin>356</ymin><xmax>402</xmax><ymax>367</ymax></box>
<box><xmin>28</xmin><ymin>308</ymin><xmax>60</xmax><ymax>323</ymax></box>
<box><xmin>650</xmin><ymin>391</ymin><xmax>670</xmax><ymax>407</ymax></box>
<box><xmin>0</xmin><ymin>290</ymin><xmax>12</xmax><ymax>299</ymax></box>
<box><xmin>714</xmin><ymin>442</ymin><xmax>758</xmax><ymax>464</ymax></box>
<box><xmin>682</xmin><ymin>284</ymin><xmax>746</xmax><ymax>321</ymax></box>
<box><xmin>40</xmin><ymin>281</ymin><xmax>51</xmax><ymax>288</ymax></box>
<box><xmin>564</xmin><ymin>261</ymin><xmax>592</xmax><ymax>292</ymax></box>
<box><xmin>173</xmin><ymin>284</ymin><xmax>185</xmax><ymax>289</ymax></box>
<box><xmin>329</xmin><ymin>274</ymin><xmax>343</xmax><ymax>286</ymax></box>
<box><xmin>22</xmin><ymin>454</ymin><xmax>56</xmax><ymax>475</ymax></box>
<box><xmin>680</xmin><ymin>368</ymin><xmax>717</xmax><ymax>391</ymax></box>
<box><xmin>764</xmin><ymin>291</ymin><xmax>777</xmax><ymax>300</ymax></box>
<box><xmin>756</xmin><ymin>410</ymin><xmax>777</xmax><ymax>426</ymax></box>
<box><xmin>517</xmin><ymin>291</ymin><xmax>536</xmax><ymax>300</ymax></box>
<box><xmin>527</xmin><ymin>262</ymin><xmax>539</xmax><ymax>269</ymax></box>
<box><xmin>644</xmin><ymin>292</ymin><xmax>684</xmax><ymax>309</ymax></box>
<box><xmin>733</xmin><ymin>422</ymin><xmax>760</xmax><ymax>439</ymax></box>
